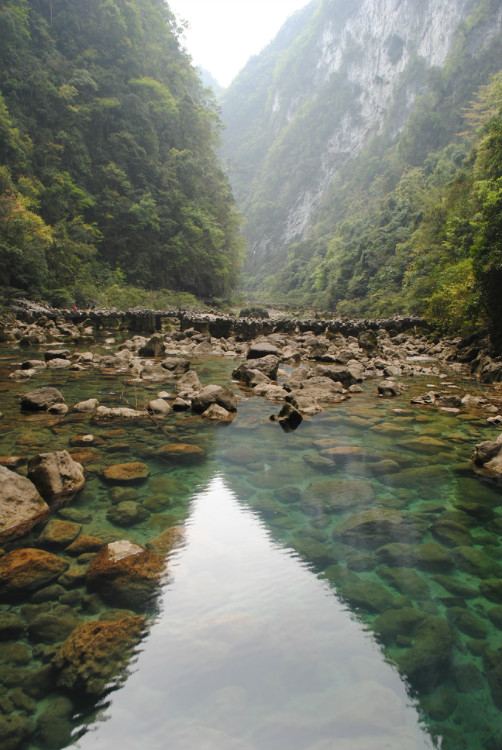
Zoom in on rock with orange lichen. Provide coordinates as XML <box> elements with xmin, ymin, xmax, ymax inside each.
<box><xmin>52</xmin><ymin>615</ymin><xmax>145</xmax><ymax>696</ymax></box>
<box><xmin>155</xmin><ymin>443</ymin><xmax>206</xmax><ymax>463</ymax></box>
<box><xmin>0</xmin><ymin>548</ymin><xmax>69</xmax><ymax>596</ymax></box>
<box><xmin>65</xmin><ymin>534</ymin><xmax>104</xmax><ymax>555</ymax></box>
<box><xmin>86</xmin><ymin>540</ymin><xmax>166</xmax><ymax>608</ymax></box>
<box><xmin>0</xmin><ymin>466</ymin><xmax>50</xmax><ymax>543</ymax></box>
<box><xmin>100</xmin><ymin>462</ymin><xmax>150</xmax><ymax>485</ymax></box>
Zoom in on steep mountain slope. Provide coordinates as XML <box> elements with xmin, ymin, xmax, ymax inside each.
<box><xmin>0</xmin><ymin>0</ymin><xmax>242</xmax><ymax>305</ymax></box>
<box><xmin>221</xmin><ymin>0</ymin><xmax>502</xmax><ymax>293</ymax></box>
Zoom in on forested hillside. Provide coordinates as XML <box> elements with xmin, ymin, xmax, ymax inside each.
<box><xmin>0</xmin><ymin>0</ymin><xmax>243</xmax><ymax>307</ymax></box>
<box><xmin>221</xmin><ymin>0</ymin><xmax>502</xmax><ymax>343</ymax></box>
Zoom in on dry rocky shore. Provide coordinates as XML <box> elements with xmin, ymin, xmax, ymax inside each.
<box><xmin>0</xmin><ymin>300</ymin><xmax>501</xmax><ymax>748</ymax></box>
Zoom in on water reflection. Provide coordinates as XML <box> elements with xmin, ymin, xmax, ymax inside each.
<box><xmin>74</xmin><ymin>476</ymin><xmax>434</xmax><ymax>750</ymax></box>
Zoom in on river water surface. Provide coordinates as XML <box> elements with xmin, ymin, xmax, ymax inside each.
<box><xmin>0</xmin><ymin>340</ymin><xmax>501</xmax><ymax>750</ymax></box>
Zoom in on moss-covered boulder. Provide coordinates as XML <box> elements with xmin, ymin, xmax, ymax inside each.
<box><xmin>0</xmin><ymin>548</ymin><xmax>69</xmax><ymax>596</ymax></box>
<box><xmin>52</xmin><ymin>615</ymin><xmax>145</xmax><ymax>697</ymax></box>
<box><xmin>86</xmin><ymin>540</ymin><xmax>165</xmax><ymax>608</ymax></box>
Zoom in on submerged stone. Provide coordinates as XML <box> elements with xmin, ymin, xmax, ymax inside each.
<box><xmin>35</xmin><ymin>695</ymin><xmax>74</xmax><ymax>750</ymax></box>
<box><xmin>414</xmin><ymin>542</ymin><xmax>452</xmax><ymax>572</ymax></box>
<box><xmin>107</xmin><ymin>501</ymin><xmax>150</xmax><ymax>527</ymax></box>
<box><xmin>100</xmin><ymin>462</ymin><xmax>150</xmax><ymax>485</ymax></box>
<box><xmin>38</xmin><ymin>519</ymin><xmax>81</xmax><ymax>546</ymax></box>
<box><xmin>373</xmin><ymin>606</ymin><xmax>426</xmax><ymax>645</ymax></box>
<box><xmin>340</xmin><ymin>579</ymin><xmax>393</xmax><ymax>613</ymax></box>
<box><xmin>395</xmin><ymin>615</ymin><xmax>453</xmax><ymax>691</ymax></box>
<box><xmin>453</xmin><ymin>546</ymin><xmax>501</xmax><ymax>578</ymax></box>
<box><xmin>52</xmin><ymin>615</ymin><xmax>145</xmax><ymax>697</ymax></box>
<box><xmin>375</xmin><ymin>542</ymin><xmax>416</xmax><ymax>567</ymax></box>
<box><xmin>446</xmin><ymin>607</ymin><xmax>489</xmax><ymax>639</ymax></box>
<box><xmin>433</xmin><ymin>574</ymin><xmax>478</xmax><ymax>599</ymax></box>
<box><xmin>480</xmin><ymin>578</ymin><xmax>501</xmax><ymax>603</ymax></box>
<box><xmin>378</xmin><ymin>566</ymin><xmax>430</xmax><ymax>599</ymax></box>
<box><xmin>20</xmin><ymin>387</ymin><xmax>64</xmax><ymax>411</ymax></box>
<box><xmin>333</xmin><ymin>508</ymin><xmax>411</xmax><ymax>549</ymax></box>
<box><xmin>155</xmin><ymin>443</ymin><xmax>206</xmax><ymax>463</ymax></box>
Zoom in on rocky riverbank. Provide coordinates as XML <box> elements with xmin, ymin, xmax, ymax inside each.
<box><xmin>1</xmin><ymin>301</ymin><xmax>502</xmax><ymax>749</ymax></box>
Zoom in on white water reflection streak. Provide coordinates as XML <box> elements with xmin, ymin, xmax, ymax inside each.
<box><xmin>75</xmin><ymin>475</ymin><xmax>434</xmax><ymax>750</ymax></box>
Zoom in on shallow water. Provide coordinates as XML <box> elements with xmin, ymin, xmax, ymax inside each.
<box><xmin>0</xmin><ymin>341</ymin><xmax>501</xmax><ymax>750</ymax></box>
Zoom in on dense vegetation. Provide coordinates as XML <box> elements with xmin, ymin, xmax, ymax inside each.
<box><xmin>0</xmin><ymin>0</ymin><xmax>243</xmax><ymax>307</ymax></box>
<box><xmin>222</xmin><ymin>0</ymin><xmax>502</xmax><ymax>344</ymax></box>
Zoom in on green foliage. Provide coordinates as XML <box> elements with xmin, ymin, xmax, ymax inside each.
<box><xmin>0</xmin><ymin>0</ymin><xmax>243</xmax><ymax>306</ymax></box>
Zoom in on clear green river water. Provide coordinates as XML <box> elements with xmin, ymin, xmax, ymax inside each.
<box><xmin>0</xmin><ymin>339</ymin><xmax>501</xmax><ymax>750</ymax></box>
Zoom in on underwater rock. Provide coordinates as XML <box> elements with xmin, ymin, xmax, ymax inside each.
<box><xmin>414</xmin><ymin>542</ymin><xmax>453</xmax><ymax>572</ymax></box>
<box><xmin>100</xmin><ymin>461</ymin><xmax>150</xmax><ymax>485</ymax></box>
<box><xmin>420</xmin><ymin>687</ymin><xmax>457</xmax><ymax>721</ymax></box>
<box><xmin>453</xmin><ymin>546</ymin><xmax>501</xmax><ymax>578</ymax></box>
<box><xmin>304</xmin><ymin>478</ymin><xmax>374</xmax><ymax>514</ymax></box>
<box><xmin>340</xmin><ymin>579</ymin><xmax>393</xmax><ymax>613</ymax></box>
<box><xmin>28</xmin><ymin>612</ymin><xmax>79</xmax><ymax>644</ymax></box>
<box><xmin>37</xmin><ymin>519</ymin><xmax>80</xmax><ymax>547</ymax></box>
<box><xmin>479</xmin><ymin>578</ymin><xmax>501</xmax><ymax>603</ymax></box>
<box><xmin>106</xmin><ymin>500</ymin><xmax>150</xmax><ymax>527</ymax></box>
<box><xmin>27</xmin><ymin>451</ymin><xmax>85</xmax><ymax>505</ymax></box>
<box><xmin>395</xmin><ymin>615</ymin><xmax>453</xmax><ymax>691</ymax></box>
<box><xmin>446</xmin><ymin>607</ymin><xmax>489</xmax><ymax>639</ymax></box>
<box><xmin>483</xmin><ymin>648</ymin><xmax>502</xmax><ymax>706</ymax></box>
<box><xmin>0</xmin><ymin>613</ymin><xmax>26</xmax><ymax>640</ymax></box>
<box><xmin>333</xmin><ymin>508</ymin><xmax>410</xmax><ymax>549</ymax></box>
<box><xmin>373</xmin><ymin>606</ymin><xmax>426</xmax><ymax>645</ymax></box>
<box><xmin>86</xmin><ymin>540</ymin><xmax>165</xmax><ymax>608</ymax></box>
<box><xmin>433</xmin><ymin>574</ymin><xmax>478</xmax><ymax>598</ymax></box>
<box><xmin>52</xmin><ymin>615</ymin><xmax>145</xmax><ymax>697</ymax></box>
<box><xmin>378</xmin><ymin>566</ymin><xmax>430</xmax><ymax>599</ymax></box>
<box><xmin>0</xmin><ymin>465</ymin><xmax>50</xmax><ymax>543</ymax></box>
<box><xmin>0</xmin><ymin>714</ymin><xmax>30</xmax><ymax>750</ymax></box>
<box><xmin>0</xmin><ymin>548</ymin><xmax>69</xmax><ymax>595</ymax></box>
<box><xmin>35</xmin><ymin>695</ymin><xmax>74</xmax><ymax>750</ymax></box>
<box><xmin>431</xmin><ymin>519</ymin><xmax>473</xmax><ymax>547</ymax></box>
<box><xmin>375</xmin><ymin>542</ymin><xmax>416</xmax><ymax>567</ymax></box>
<box><xmin>65</xmin><ymin>534</ymin><xmax>104</xmax><ymax>556</ymax></box>
<box><xmin>155</xmin><ymin>443</ymin><xmax>206</xmax><ymax>463</ymax></box>
<box><xmin>20</xmin><ymin>386</ymin><xmax>64</xmax><ymax>411</ymax></box>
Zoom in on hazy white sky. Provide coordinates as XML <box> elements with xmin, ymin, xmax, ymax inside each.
<box><xmin>168</xmin><ymin>0</ymin><xmax>311</xmax><ymax>87</ymax></box>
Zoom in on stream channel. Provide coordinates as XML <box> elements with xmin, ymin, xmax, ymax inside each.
<box><xmin>0</xmin><ymin>336</ymin><xmax>501</xmax><ymax>750</ymax></box>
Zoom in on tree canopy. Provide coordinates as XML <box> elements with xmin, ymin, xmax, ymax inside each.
<box><xmin>0</xmin><ymin>0</ymin><xmax>243</xmax><ymax>306</ymax></box>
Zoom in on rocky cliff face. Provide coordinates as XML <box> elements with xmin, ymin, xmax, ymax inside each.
<box><xmin>221</xmin><ymin>0</ymin><xmax>502</xmax><ymax>274</ymax></box>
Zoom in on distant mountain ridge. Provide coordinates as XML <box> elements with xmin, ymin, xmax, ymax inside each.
<box><xmin>221</xmin><ymin>0</ymin><xmax>502</xmax><ymax>286</ymax></box>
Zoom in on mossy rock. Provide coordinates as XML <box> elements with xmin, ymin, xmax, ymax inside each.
<box><xmin>431</xmin><ymin>519</ymin><xmax>473</xmax><ymax>547</ymax></box>
<box><xmin>420</xmin><ymin>687</ymin><xmax>457</xmax><ymax>721</ymax></box>
<box><xmin>479</xmin><ymin>578</ymin><xmax>502</xmax><ymax>603</ymax></box>
<box><xmin>395</xmin><ymin>615</ymin><xmax>453</xmax><ymax>691</ymax></box>
<box><xmin>35</xmin><ymin>695</ymin><xmax>74</xmax><ymax>750</ymax></box>
<box><xmin>446</xmin><ymin>606</ymin><xmax>489</xmax><ymax>639</ymax></box>
<box><xmin>453</xmin><ymin>546</ymin><xmax>501</xmax><ymax>578</ymax></box>
<box><xmin>378</xmin><ymin>566</ymin><xmax>430</xmax><ymax>599</ymax></box>
<box><xmin>0</xmin><ymin>714</ymin><xmax>30</xmax><ymax>750</ymax></box>
<box><xmin>414</xmin><ymin>542</ymin><xmax>452</xmax><ymax>572</ymax></box>
<box><xmin>340</xmin><ymin>579</ymin><xmax>393</xmax><ymax>613</ymax></box>
<box><xmin>375</xmin><ymin>542</ymin><xmax>416</xmax><ymax>567</ymax></box>
<box><xmin>433</xmin><ymin>574</ymin><xmax>478</xmax><ymax>599</ymax></box>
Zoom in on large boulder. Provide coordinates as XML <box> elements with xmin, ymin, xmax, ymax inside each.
<box><xmin>160</xmin><ymin>357</ymin><xmax>190</xmax><ymax>374</ymax></box>
<box><xmin>0</xmin><ymin>466</ymin><xmax>50</xmax><ymax>543</ymax></box>
<box><xmin>175</xmin><ymin>370</ymin><xmax>202</xmax><ymax>399</ymax></box>
<box><xmin>27</xmin><ymin>450</ymin><xmax>85</xmax><ymax>505</ymax></box>
<box><xmin>247</xmin><ymin>341</ymin><xmax>280</xmax><ymax>359</ymax></box>
<box><xmin>138</xmin><ymin>334</ymin><xmax>166</xmax><ymax>357</ymax></box>
<box><xmin>0</xmin><ymin>548</ymin><xmax>69</xmax><ymax>595</ymax></box>
<box><xmin>20</xmin><ymin>387</ymin><xmax>64</xmax><ymax>411</ymax></box>
<box><xmin>86</xmin><ymin>540</ymin><xmax>166</xmax><ymax>608</ymax></box>
<box><xmin>233</xmin><ymin>355</ymin><xmax>279</xmax><ymax>381</ymax></box>
<box><xmin>52</xmin><ymin>615</ymin><xmax>145</xmax><ymax>697</ymax></box>
<box><xmin>472</xmin><ymin>435</ymin><xmax>502</xmax><ymax>480</ymax></box>
<box><xmin>92</xmin><ymin>406</ymin><xmax>148</xmax><ymax>421</ymax></box>
<box><xmin>191</xmin><ymin>384</ymin><xmax>238</xmax><ymax>414</ymax></box>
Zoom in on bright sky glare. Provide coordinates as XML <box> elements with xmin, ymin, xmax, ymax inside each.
<box><xmin>168</xmin><ymin>0</ymin><xmax>312</xmax><ymax>88</ymax></box>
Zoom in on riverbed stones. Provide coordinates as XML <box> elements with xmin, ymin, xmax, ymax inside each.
<box><xmin>304</xmin><ymin>478</ymin><xmax>374</xmax><ymax>515</ymax></box>
<box><xmin>247</xmin><ymin>341</ymin><xmax>279</xmax><ymax>359</ymax></box>
<box><xmin>38</xmin><ymin>519</ymin><xmax>81</xmax><ymax>546</ymax></box>
<box><xmin>453</xmin><ymin>546</ymin><xmax>501</xmax><ymax>578</ymax></box>
<box><xmin>0</xmin><ymin>548</ymin><xmax>69</xmax><ymax>595</ymax></box>
<box><xmin>100</xmin><ymin>462</ymin><xmax>150</xmax><ymax>485</ymax></box>
<box><xmin>86</xmin><ymin>540</ymin><xmax>165</xmax><ymax>607</ymax></box>
<box><xmin>155</xmin><ymin>443</ymin><xmax>206</xmax><ymax>463</ymax></box>
<box><xmin>107</xmin><ymin>500</ymin><xmax>150</xmax><ymax>527</ymax></box>
<box><xmin>20</xmin><ymin>387</ymin><xmax>64</xmax><ymax>411</ymax></box>
<box><xmin>472</xmin><ymin>434</ymin><xmax>502</xmax><ymax>480</ymax></box>
<box><xmin>0</xmin><ymin>466</ymin><xmax>50</xmax><ymax>543</ymax></box>
<box><xmin>333</xmin><ymin>508</ymin><xmax>414</xmax><ymax>549</ymax></box>
<box><xmin>52</xmin><ymin>614</ymin><xmax>145</xmax><ymax>696</ymax></box>
<box><xmin>28</xmin><ymin>611</ymin><xmax>79</xmax><ymax>644</ymax></box>
<box><xmin>27</xmin><ymin>450</ymin><xmax>85</xmax><ymax>504</ymax></box>
<box><xmin>378</xmin><ymin>566</ymin><xmax>430</xmax><ymax>599</ymax></box>
<box><xmin>73</xmin><ymin>398</ymin><xmax>99</xmax><ymax>413</ymax></box>
<box><xmin>147</xmin><ymin>398</ymin><xmax>172</xmax><ymax>415</ymax></box>
<box><xmin>431</xmin><ymin>519</ymin><xmax>473</xmax><ymax>547</ymax></box>
<box><xmin>340</xmin><ymin>579</ymin><xmax>393</xmax><ymax>613</ymax></box>
<box><xmin>395</xmin><ymin>615</ymin><xmax>453</xmax><ymax>691</ymax></box>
